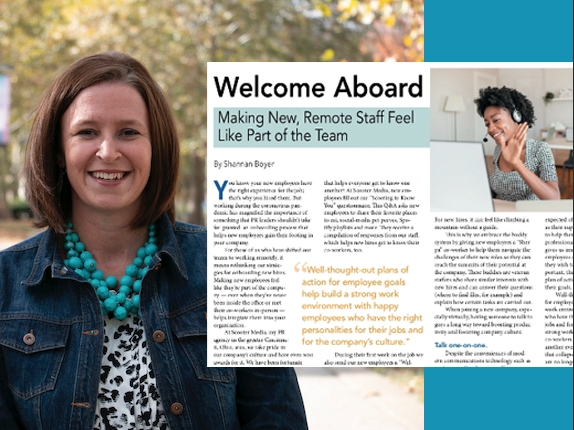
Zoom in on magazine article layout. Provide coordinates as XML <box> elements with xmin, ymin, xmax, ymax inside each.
<box><xmin>207</xmin><ymin>62</ymin><xmax>573</xmax><ymax>368</ymax></box>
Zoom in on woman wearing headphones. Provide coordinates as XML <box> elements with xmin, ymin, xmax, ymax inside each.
<box><xmin>475</xmin><ymin>86</ymin><xmax>560</xmax><ymax>201</ymax></box>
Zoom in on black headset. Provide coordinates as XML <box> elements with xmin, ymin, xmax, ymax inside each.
<box><xmin>510</xmin><ymin>100</ymin><xmax>523</xmax><ymax>123</ymax></box>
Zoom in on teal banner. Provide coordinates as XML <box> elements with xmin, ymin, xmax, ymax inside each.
<box><xmin>214</xmin><ymin>108</ymin><xmax>429</xmax><ymax>148</ymax></box>
<box><xmin>426</xmin><ymin>0</ymin><xmax>573</xmax><ymax>62</ymax></box>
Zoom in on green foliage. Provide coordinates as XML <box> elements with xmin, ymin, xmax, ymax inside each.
<box><xmin>0</xmin><ymin>0</ymin><xmax>371</xmax><ymax>223</ymax></box>
<box><xmin>8</xmin><ymin>196</ymin><xmax>32</xmax><ymax>219</ymax></box>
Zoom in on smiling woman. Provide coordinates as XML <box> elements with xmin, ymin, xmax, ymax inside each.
<box><xmin>475</xmin><ymin>86</ymin><xmax>560</xmax><ymax>201</ymax></box>
<box><xmin>61</xmin><ymin>82</ymin><xmax>152</xmax><ymax>224</ymax></box>
<box><xmin>24</xmin><ymin>52</ymin><xmax>179</xmax><ymax>234</ymax></box>
<box><xmin>0</xmin><ymin>52</ymin><xmax>307</xmax><ymax>430</ymax></box>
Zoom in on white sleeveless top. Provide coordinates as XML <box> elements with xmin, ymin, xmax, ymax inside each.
<box><xmin>93</xmin><ymin>314</ymin><xmax>171</xmax><ymax>430</ymax></box>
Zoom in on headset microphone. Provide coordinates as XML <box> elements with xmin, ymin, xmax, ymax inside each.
<box><xmin>483</xmin><ymin>133</ymin><xmax>488</xmax><ymax>143</ymax></box>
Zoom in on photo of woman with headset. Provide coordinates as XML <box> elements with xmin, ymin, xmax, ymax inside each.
<box><xmin>475</xmin><ymin>86</ymin><xmax>560</xmax><ymax>201</ymax></box>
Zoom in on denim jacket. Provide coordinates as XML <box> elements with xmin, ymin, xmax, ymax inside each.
<box><xmin>0</xmin><ymin>214</ymin><xmax>308</xmax><ymax>430</ymax></box>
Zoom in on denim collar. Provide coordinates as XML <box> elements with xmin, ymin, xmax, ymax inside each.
<box><xmin>23</xmin><ymin>212</ymin><xmax>187</xmax><ymax>287</ymax></box>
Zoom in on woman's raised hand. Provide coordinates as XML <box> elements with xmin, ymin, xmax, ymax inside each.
<box><xmin>501</xmin><ymin>122</ymin><xmax>528</xmax><ymax>170</ymax></box>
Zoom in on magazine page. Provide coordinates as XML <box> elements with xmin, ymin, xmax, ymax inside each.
<box><xmin>1</xmin><ymin>2</ymin><xmax>572</xmax><ymax>429</ymax></box>
<box><xmin>207</xmin><ymin>62</ymin><xmax>574</xmax><ymax>368</ymax></box>
<box><xmin>429</xmin><ymin>65</ymin><xmax>573</xmax><ymax>367</ymax></box>
<box><xmin>207</xmin><ymin>62</ymin><xmax>430</xmax><ymax>367</ymax></box>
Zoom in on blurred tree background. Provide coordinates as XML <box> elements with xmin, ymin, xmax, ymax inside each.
<box><xmin>0</xmin><ymin>0</ymin><xmax>424</xmax><ymax>226</ymax></box>
<box><xmin>313</xmin><ymin>0</ymin><xmax>424</xmax><ymax>62</ymax></box>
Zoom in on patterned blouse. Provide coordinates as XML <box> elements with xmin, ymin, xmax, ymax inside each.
<box><xmin>490</xmin><ymin>138</ymin><xmax>558</xmax><ymax>201</ymax></box>
<box><xmin>93</xmin><ymin>315</ymin><xmax>171</xmax><ymax>430</ymax></box>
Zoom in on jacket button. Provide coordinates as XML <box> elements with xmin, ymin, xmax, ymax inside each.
<box><xmin>153</xmin><ymin>263</ymin><xmax>162</xmax><ymax>272</ymax></box>
<box><xmin>23</xmin><ymin>333</ymin><xmax>36</xmax><ymax>345</ymax></box>
<box><xmin>170</xmin><ymin>402</ymin><xmax>183</xmax><ymax>415</ymax></box>
<box><xmin>153</xmin><ymin>330</ymin><xmax>165</xmax><ymax>343</ymax></box>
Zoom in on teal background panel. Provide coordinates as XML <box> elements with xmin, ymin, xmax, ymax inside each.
<box><xmin>426</xmin><ymin>368</ymin><xmax>574</xmax><ymax>429</ymax></box>
<box><xmin>214</xmin><ymin>108</ymin><xmax>430</xmax><ymax>148</ymax></box>
<box><xmin>425</xmin><ymin>1</ymin><xmax>573</xmax><ymax>62</ymax></box>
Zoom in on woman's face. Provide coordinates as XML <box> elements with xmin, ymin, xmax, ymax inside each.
<box><xmin>60</xmin><ymin>82</ymin><xmax>152</xmax><ymax>218</ymax></box>
<box><xmin>483</xmin><ymin>106</ymin><xmax>519</xmax><ymax>146</ymax></box>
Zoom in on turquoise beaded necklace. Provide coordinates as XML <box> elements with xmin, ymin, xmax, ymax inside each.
<box><xmin>64</xmin><ymin>222</ymin><xmax>158</xmax><ymax>321</ymax></box>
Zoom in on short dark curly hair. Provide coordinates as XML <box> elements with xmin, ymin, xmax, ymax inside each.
<box><xmin>474</xmin><ymin>86</ymin><xmax>536</xmax><ymax>128</ymax></box>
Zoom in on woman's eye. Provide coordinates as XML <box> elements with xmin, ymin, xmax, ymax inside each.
<box><xmin>122</xmin><ymin>129</ymin><xmax>140</xmax><ymax>137</ymax></box>
<box><xmin>77</xmin><ymin>129</ymin><xmax>96</xmax><ymax>136</ymax></box>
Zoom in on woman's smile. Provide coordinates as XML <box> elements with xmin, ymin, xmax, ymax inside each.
<box><xmin>89</xmin><ymin>170</ymin><xmax>130</xmax><ymax>182</ymax></box>
<box><xmin>491</xmin><ymin>130</ymin><xmax>503</xmax><ymax>139</ymax></box>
